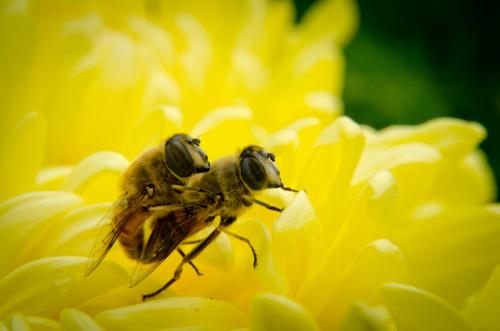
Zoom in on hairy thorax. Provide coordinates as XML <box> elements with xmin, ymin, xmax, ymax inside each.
<box><xmin>120</xmin><ymin>147</ymin><xmax>183</xmax><ymax>208</ymax></box>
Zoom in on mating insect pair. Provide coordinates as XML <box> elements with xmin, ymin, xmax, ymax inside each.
<box><xmin>85</xmin><ymin>133</ymin><xmax>298</xmax><ymax>301</ymax></box>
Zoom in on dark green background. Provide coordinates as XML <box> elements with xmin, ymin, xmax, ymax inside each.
<box><xmin>294</xmin><ymin>0</ymin><xmax>500</xmax><ymax>197</ymax></box>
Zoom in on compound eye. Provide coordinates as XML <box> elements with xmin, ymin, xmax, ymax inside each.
<box><xmin>268</xmin><ymin>153</ymin><xmax>275</xmax><ymax>162</ymax></box>
<box><xmin>164</xmin><ymin>138</ymin><xmax>194</xmax><ymax>177</ymax></box>
<box><xmin>240</xmin><ymin>157</ymin><xmax>266</xmax><ymax>190</ymax></box>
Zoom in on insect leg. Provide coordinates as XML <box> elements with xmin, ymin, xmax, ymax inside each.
<box><xmin>280</xmin><ymin>184</ymin><xmax>299</xmax><ymax>192</ymax></box>
<box><xmin>142</xmin><ymin>227</ymin><xmax>222</xmax><ymax>301</ymax></box>
<box><xmin>253</xmin><ymin>199</ymin><xmax>283</xmax><ymax>213</ymax></box>
<box><xmin>177</xmin><ymin>248</ymin><xmax>203</xmax><ymax>276</ymax></box>
<box><xmin>181</xmin><ymin>239</ymin><xmax>204</xmax><ymax>245</ymax></box>
<box><xmin>223</xmin><ymin>229</ymin><xmax>258</xmax><ymax>268</ymax></box>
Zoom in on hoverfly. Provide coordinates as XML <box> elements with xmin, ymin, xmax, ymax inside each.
<box><xmin>139</xmin><ymin>145</ymin><xmax>299</xmax><ymax>300</ymax></box>
<box><xmin>85</xmin><ymin>133</ymin><xmax>210</xmax><ymax>278</ymax></box>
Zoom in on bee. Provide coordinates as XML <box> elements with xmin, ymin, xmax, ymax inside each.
<box><xmin>140</xmin><ymin>145</ymin><xmax>298</xmax><ymax>301</ymax></box>
<box><xmin>85</xmin><ymin>133</ymin><xmax>210</xmax><ymax>277</ymax></box>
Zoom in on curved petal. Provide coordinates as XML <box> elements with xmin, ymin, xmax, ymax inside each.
<box><xmin>189</xmin><ymin>105</ymin><xmax>254</xmax><ymax>158</ymax></box>
<box><xmin>339</xmin><ymin>304</ymin><xmax>391</xmax><ymax>331</ymax></box>
<box><xmin>250</xmin><ymin>293</ymin><xmax>319</xmax><ymax>331</ymax></box>
<box><xmin>298</xmin><ymin>170</ymin><xmax>398</xmax><ymax>316</ymax></box>
<box><xmin>95</xmin><ymin>297</ymin><xmax>247</xmax><ymax>331</ymax></box>
<box><xmin>298</xmin><ymin>0</ymin><xmax>359</xmax><ymax>47</ymax></box>
<box><xmin>2</xmin><ymin>313</ymin><xmax>31</xmax><ymax>331</ymax></box>
<box><xmin>318</xmin><ymin>239</ymin><xmax>406</xmax><ymax>329</ymax></box>
<box><xmin>381</xmin><ymin>283</ymin><xmax>473</xmax><ymax>331</ymax></box>
<box><xmin>372</xmin><ymin>118</ymin><xmax>486</xmax><ymax>162</ymax></box>
<box><xmin>0</xmin><ymin>257</ymin><xmax>128</xmax><ymax>319</ymax></box>
<box><xmin>26</xmin><ymin>316</ymin><xmax>61</xmax><ymax>331</ymax></box>
<box><xmin>300</xmin><ymin>117</ymin><xmax>365</xmax><ymax>222</ymax></box>
<box><xmin>36</xmin><ymin>166</ymin><xmax>73</xmax><ymax>191</ymax></box>
<box><xmin>43</xmin><ymin>203</ymin><xmax>111</xmax><ymax>258</ymax></box>
<box><xmin>0</xmin><ymin>191</ymin><xmax>83</xmax><ymax>276</ymax></box>
<box><xmin>62</xmin><ymin>152</ymin><xmax>128</xmax><ymax>203</ymax></box>
<box><xmin>395</xmin><ymin>204</ymin><xmax>500</xmax><ymax>306</ymax></box>
<box><xmin>60</xmin><ymin>308</ymin><xmax>104</xmax><ymax>331</ymax></box>
<box><xmin>463</xmin><ymin>264</ymin><xmax>500</xmax><ymax>331</ymax></box>
<box><xmin>433</xmin><ymin>150</ymin><xmax>496</xmax><ymax>203</ymax></box>
<box><xmin>234</xmin><ymin>218</ymin><xmax>288</xmax><ymax>294</ymax></box>
<box><xmin>273</xmin><ymin>191</ymin><xmax>319</xmax><ymax>292</ymax></box>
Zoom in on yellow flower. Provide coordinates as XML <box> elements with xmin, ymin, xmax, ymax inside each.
<box><xmin>1</xmin><ymin>1</ymin><xmax>499</xmax><ymax>331</ymax></box>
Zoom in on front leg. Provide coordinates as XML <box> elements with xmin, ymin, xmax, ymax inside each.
<box><xmin>223</xmin><ymin>228</ymin><xmax>258</xmax><ymax>268</ymax></box>
<box><xmin>253</xmin><ymin>199</ymin><xmax>283</xmax><ymax>213</ymax></box>
<box><xmin>220</xmin><ymin>216</ymin><xmax>258</xmax><ymax>268</ymax></box>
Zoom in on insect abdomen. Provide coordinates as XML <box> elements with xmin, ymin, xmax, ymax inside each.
<box><xmin>119</xmin><ymin>227</ymin><xmax>144</xmax><ymax>260</ymax></box>
<box><xmin>115</xmin><ymin>209</ymin><xmax>149</xmax><ymax>260</ymax></box>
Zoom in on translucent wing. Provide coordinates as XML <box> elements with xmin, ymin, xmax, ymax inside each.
<box><xmin>128</xmin><ymin>208</ymin><xmax>207</xmax><ymax>287</ymax></box>
<box><xmin>85</xmin><ymin>197</ymin><xmax>134</xmax><ymax>276</ymax></box>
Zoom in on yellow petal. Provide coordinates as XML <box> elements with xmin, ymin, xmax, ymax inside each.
<box><xmin>259</xmin><ymin>117</ymin><xmax>322</xmax><ymax>187</ymax></box>
<box><xmin>3</xmin><ymin>313</ymin><xmax>31</xmax><ymax>331</ymax></box>
<box><xmin>45</xmin><ymin>29</ymin><xmax>147</xmax><ymax>164</ymax></box>
<box><xmin>433</xmin><ymin>150</ymin><xmax>496</xmax><ymax>203</ymax></box>
<box><xmin>62</xmin><ymin>152</ymin><xmax>128</xmax><ymax>203</ymax></box>
<box><xmin>339</xmin><ymin>304</ymin><xmax>391</xmax><ymax>331</ymax></box>
<box><xmin>395</xmin><ymin>204</ymin><xmax>500</xmax><ymax>306</ymax></box>
<box><xmin>318</xmin><ymin>239</ymin><xmax>406</xmax><ymax>329</ymax></box>
<box><xmin>293</xmin><ymin>38</ymin><xmax>344</xmax><ymax>95</ymax></box>
<box><xmin>355</xmin><ymin>143</ymin><xmax>440</xmax><ymax>209</ymax></box>
<box><xmin>126</xmin><ymin>106</ymin><xmax>183</xmax><ymax>159</ymax></box>
<box><xmin>463</xmin><ymin>264</ymin><xmax>500</xmax><ymax>331</ymax></box>
<box><xmin>95</xmin><ymin>297</ymin><xmax>247</xmax><ymax>331</ymax></box>
<box><xmin>373</xmin><ymin>118</ymin><xmax>485</xmax><ymax>161</ymax></box>
<box><xmin>195</xmin><ymin>230</ymin><xmax>236</xmax><ymax>270</ymax></box>
<box><xmin>126</xmin><ymin>16</ymin><xmax>176</xmax><ymax>68</ymax></box>
<box><xmin>60</xmin><ymin>308</ymin><xmax>104</xmax><ymax>331</ymax></box>
<box><xmin>26</xmin><ymin>316</ymin><xmax>61</xmax><ymax>331</ymax></box>
<box><xmin>274</xmin><ymin>191</ymin><xmax>317</xmax><ymax>234</ymax></box>
<box><xmin>36</xmin><ymin>166</ymin><xmax>73</xmax><ymax>191</ymax></box>
<box><xmin>0</xmin><ymin>257</ymin><xmax>128</xmax><ymax>319</ymax></box>
<box><xmin>189</xmin><ymin>105</ymin><xmax>254</xmax><ymax>158</ymax></box>
<box><xmin>0</xmin><ymin>191</ymin><xmax>83</xmax><ymax>276</ymax></box>
<box><xmin>234</xmin><ymin>218</ymin><xmax>289</xmax><ymax>294</ymax></box>
<box><xmin>0</xmin><ymin>112</ymin><xmax>47</xmax><ymax>201</ymax></box>
<box><xmin>176</xmin><ymin>13</ymin><xmax>213</xmax><ymax>92</ymax></box>
<box><xmin>300</xmin><ymin>116</ymin><xmax>365</xmax><ymax>224</ymax></box>
<box><xmin>304</xmin><ymin>91</ymin><xmax>343</xmax><ymax>117</ymax></box>
<box><xmin>250</xmin><ymin>293</ymin><xmax>319</xmax><ymax>331</ymax></box>
<box><xmin>298</xmin><ymin>0</ymin><xmax>359</xmax><ymax>47</ymax></box>
<box><xmin>0</xmin><ymin>0</ymin><xmax>36</xmax><ymax>135</ymax></box>
<box><xmin>238</xmin><ymin>0</ymin><xmax>292</xmax><ymax>63</ymax></box>
<box><xmin>381</xmin><ymin>283</ymin><xmax>473</xmax><ymax>331</ymax></box>
<box><xmin>298</xmin><ymin>170</ymin><xmax>398</xmax><ymax>316</ymax></box>
<box><xmin>366</xmin><ymin>171</ymin><xmax>398</xmax><ymax>235</ymax></box>
<box><xmin>43</xmin><ymin>203</ymin><xmax>111</xmax><ymax>258</ymax></box>
<box><xmin>273</xmin><ymin>191</ymin><xmax>319</xmax><ymax>292</ymax></box>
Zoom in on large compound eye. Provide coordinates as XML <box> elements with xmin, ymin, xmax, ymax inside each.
<box><xmin>240</xmin><ymin>157</ymin><xmax>266</xmax><ymax>190</ymax></box>
<box><xmin>165</xmin><ymin>138</ymin><xmax>194</xmax><ymax>177</ymax></box>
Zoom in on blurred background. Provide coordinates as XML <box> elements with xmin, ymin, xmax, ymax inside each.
<box><xmin>295</xmin><ymin>0</ymin><xmax>500</xmax><ymax>195</ymax></box>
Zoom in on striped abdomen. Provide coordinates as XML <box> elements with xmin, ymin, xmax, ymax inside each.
<box><xmin>115</xmin><ymin>209</ymin><xmax>150</xmax><ymax>260</ymax></box>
